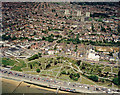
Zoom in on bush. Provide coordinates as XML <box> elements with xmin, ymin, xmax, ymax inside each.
<box><xmin>76</xmin><ymin>60</ymin><xmax>81</xmax><ymax>66</ymax></box>
<box><xmin>88</xmin><ymin>75</ymin><xmax>98</xmax><ymax>82</ymax></box>
<box><xmin>69</xmin><ymin>73</ymin><xmax>80</xmax><ymax>81</ymax></box>
<box><xmin>61</xmin><ymin>71</ymin><xmax>66</xmax><ymax>74</ymax></box>
<box><xmin>38</xmin><ymin>53</ymin><xmax>42</xmax><ymax>57</ymax></box>
<box><xmin>113</xmin><ymin>77</ymin><xmax>119</xmax><ymax>85</ymax></box>
<box><xmin>28</xmin><ymin>54</ymin><xmax>39</xmax><ymax>61</ymax></box>
<box><xmin>36</xmin><ymin>69</ymin><xmax>40</xmax><ymax>73</ymax></box>
<box><xmin>46</xmin><ymin>64</ymin><xmax>51</xmax><ymax>69</ymax></box>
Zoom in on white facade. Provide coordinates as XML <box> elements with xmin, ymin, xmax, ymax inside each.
<box><xmin>48</xmin><ymin>50</ymin><xmax>54</xmax><ymax>55</ymax></box>
<box><xmin>65</xmin><ymin>9</ymin><xmax>70</xmax><ymax>15</ymax></box>
<box><xmin>88</xmin><ymin>49</ymin><xmax>100</xmax><ymax>61</ymax></box>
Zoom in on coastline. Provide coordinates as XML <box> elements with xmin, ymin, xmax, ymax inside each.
<box><xmin>1</xmin><ymin>77</ymin><xmax>71</xmax><ymax>94</ymax></box>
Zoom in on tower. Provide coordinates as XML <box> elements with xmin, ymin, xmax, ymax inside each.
<box><xmin>77</xmin><ymin>11</ymin><xmax>81</xmax><ymax>16</ymax></box>
<box><xmin>81</xmin><ymin>17</ymin><xmax>84</xmax><ymax>22</ymax></box>
<box><xmin>86</xmin><ymin>12</ymin><xmax>90</xmax><ymax>17</ymax></box>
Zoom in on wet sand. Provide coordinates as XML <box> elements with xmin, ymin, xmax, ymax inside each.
<box><xmin>1</xmin><ymin>78</ymin><xmax>70</xmax><ymax>94</ymax></box>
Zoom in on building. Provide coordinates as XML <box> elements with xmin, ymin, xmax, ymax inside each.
<box><xmin>48</xmin><ymin>50</ymin><xmax>54</xmax><ymax>55</ymax></box>
<box><xmin>87</xmin><ymin>49</ymin><xmax>100</xmax><ymax>61</ymax></box>
<box><xmin>65</xmin><ymin>9</ymin><xmax>70</xmax><ymax>15</ymax></box>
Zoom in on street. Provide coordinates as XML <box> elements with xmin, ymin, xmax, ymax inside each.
<box><xmin>0</xmin><ymin>67</ymin><xmax>119</xmax><ymax>94</ymax></box>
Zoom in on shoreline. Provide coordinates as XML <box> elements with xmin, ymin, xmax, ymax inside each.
<box><xmin>1</xmin><ymin>77</ymin><xmax>71</xmax><ymax>94</ymax></box>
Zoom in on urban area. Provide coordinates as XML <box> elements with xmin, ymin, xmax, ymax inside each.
<box><xmin>1</xmin><ymin>2</ymin><xmax>120</xmax><ymax>94</ymax></box>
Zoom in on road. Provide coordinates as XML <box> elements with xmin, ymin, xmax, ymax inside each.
<box><xmin>0</xmin><ymin>67</ymin><xmax>119</xmax><ymax>94</ymax></box>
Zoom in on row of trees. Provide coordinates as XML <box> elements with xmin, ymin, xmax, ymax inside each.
<box><xmin>61</xmin><ymin>70</ymin><xmax>80</xmax><ymax>81</ymax></box>
<box><xmin>88</xmin><ymin>75</ymin><xmax>98</xmax><ymax>82</ymax></box>
<box><xmin>112</xmin><ymin>71</ymin><xmax>120</xmax><ymax>86</ymax></box>
<box><xmin>56</xmin><ymin>36</ymin><xmax>120</xmax><ymax>46</ymax></box>
<box><xmin>69</xmin><ymin>73</ymin><xmax>80</xmax><ymax>81</ymax></box>
<box><xmin>28</xmin><ymin>53</ymin><xmax>42</xmax><ymax>61</ymax></box>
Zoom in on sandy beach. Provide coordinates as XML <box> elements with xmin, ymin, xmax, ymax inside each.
<box><xmin>1</xmin><ymin>78</ymin><xmax>71</xmax><ymax>94</ymax></box>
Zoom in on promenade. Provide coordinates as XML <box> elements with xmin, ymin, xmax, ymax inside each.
<box><xmin>1</xmin><ymin>68</ymin><xmax>119</xmax><ymax>94</ymax></box>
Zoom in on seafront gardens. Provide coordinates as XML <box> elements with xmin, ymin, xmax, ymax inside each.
<box><xmin>1</xmin><ymin>55</ymin><xmax>119</xmax><ymax>88</ymax></box>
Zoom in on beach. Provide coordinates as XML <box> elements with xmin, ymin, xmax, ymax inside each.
<box><xmin>1</xmin><ymin>78</ymin><xmax>71</xmax><ymax>94</ymax></box>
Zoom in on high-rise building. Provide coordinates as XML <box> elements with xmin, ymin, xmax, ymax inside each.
<box><xmin>77</xmin><ymin>11</ymin><xmax>81</xmax><ymax>16</ymax></box>
<box><xmin>86</xmin><ymin>12</ymin><xmax>90</xmax><ymax>17</ymax></box>
<box><xmin>81</xmin><ymin>17</ymin><xmax>84</xmax><ymax>22</ymax></box>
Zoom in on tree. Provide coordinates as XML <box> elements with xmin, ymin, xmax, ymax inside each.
<box><xmin>101</xmin><ymin>25</ymin><xmax>106</xmax><ymax>32</ymax></box>
<box><xmin>113</xmin><ymin>77</ymin><xmax>119</xmax><ymax>85</ymax></box>
<box><xmin>92</xmin><ymin>23</ymin><xmax>95</xmax><ymax>32</ymax></box>
<box><xmin>28</xmin><ymin>54</ymin><xmax>39</xmax><ymax>61</ymax></box>
<box><xmin>3</xmin><ymin>64</ymin><xmax>7</xmax><ymax>67</ymax></box>
<box><xmin>30</xmin><ymin>64</ymin><xmax>32</xmax><ymax>69</ymax></box>
<box><xmin>33</xmin><ymin>32</ymin><xmax>36</xmax><ymax>35</ymax></box>
<box><xmin>11</xmin><ymin>36</ymin><xmax>17</xmax><ymax>40</ymax></box>
<box><xmin>88</xmin><ymin>75</ymin><xmax>98</xmax><ymax>82</ymax></box>
<box><xmin>69</xmin><ymin>73</ymin><xmax>80</xmax><ymax>81</ymax></box>
<box><xmin>39</xmin><ymin>63</ymin><xmax>41</xmax><ymax>66</ymax></box>
<box><xmin>54</xmin><ymin>61</ymin><xmax>57</xmax><ymax>65</ymax></box>
<box><xmin>76</xmin><ymin>60</ymin><xmax>81</xmax><ymax>66</ymax></box>
<box><xmin>2</xmin><ymin>34</ymin><xmax>11</xmax><ymax>40</ymax></box>
<box><xmin>61</xmin><ymin>71</ymin><xmax>66</xmax><ymax>74</ymax></box>
<box><xmin>52</xmin><ymin>9</ymin><xmax>56</xmax><ymax>12</ymax></box>
<box><xmin>55</xmin><ymin>13</ymin><xmax>58</xmax><ymax>17</ymax></box>
<box><xmin>82</xmin><ymin>66</ymin><xmax>85</xmax><ymax>69</ymax></box>
<box><xmin>36</xmin><ymin>69</ymin><xmax>40</xmax><ymax>73</ymax></box>
<box><xmin>46</xmin><ymin>64</ymin><xmax>51</xmax><ymax>69</ymax></box>
<box><xmin>118</xmin><ymin>70</ymin><xmax>120</xmax><ymax>86</ymax></box>
<box><xmin>42</xmin><ymin>36</ymin><xmax>46</xmax><ymax>40</ymax></box>
<box><xmin>38</xmin><ymin>53</ymin><xmax>42</xmax><ymax>57</ymax></box>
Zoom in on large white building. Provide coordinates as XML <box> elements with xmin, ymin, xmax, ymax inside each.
<box><xmin>65</xmin><ymin>9</ymin><xmax>70</xmax><ymax>15</ymax></box>
<box><xmin>48</xmin><ymin>50</ymin><xmax>54</xmax><ymax>55</ymax></box>
<box><xmin>87</xmin><ymin>49</ymin><xmax>100</xmax><ymax>61</ymax></box>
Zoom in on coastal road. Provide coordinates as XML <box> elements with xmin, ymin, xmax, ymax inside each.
<box><xmin>0</xmin><ymin>67</ymin><xmax>119</xmax><ymax>94</ymax></box>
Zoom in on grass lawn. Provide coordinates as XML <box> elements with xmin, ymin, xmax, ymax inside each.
<box><xmin>113</xmin><ymin>67</ymin><xmax>119</xmax><ymax>73</ymax></box>
<box><xmin>47</xmin><ymin>65</ymin><xmax>60</xmax><ymax>70</ymax></box>
<box><xmin>40</xmin><ymin>70</ymin><xmax>47</xmax><ymax>75</ymax></box>
<box><xmin>22</xmin><ymin>67</ymin><xmax>32</xmax><ymax>71</ymax></box>
<box><xmin>79</xmin><ymin>75</ymin><xmax>96</xmax><ymax>85</ymax></box>
<box><xmin>26</xmin><ymin>72</ymin><xmax>39</xmax><ymax>75</ymax></box>
<box><xmin>11</xmin><ymin>59</ymin><xmax>26</xmax><ymax>71</ymax></box>
<box><xmin>46</xmin><ymin>71</ymin><xmax>53</xmax><ymax>75</ymax></box>
<box><xmin>104</xmin><ymin>66</ymin><xmax>111</xmax><ymax>72</ymax></box>
<box><xmin>52</xmin><ymin>71</ymin><xmax>58</xmax><ymax>76</ymax></box>
<box><xmin>97</xmin><ymin>81</ymin><xmax>118</xmax><ymax>89</ymax></box>
<box><xmin>59</xmin><ymin>74</ymin><xmax>71</xmax><ymax>81</ymax></box>
<box><xmin>1</xmin><ymin>58</ymin><xmax>18</xmax><ymax>66</ymax></box>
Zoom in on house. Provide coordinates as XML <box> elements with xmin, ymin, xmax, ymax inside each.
<box><xmin>48</xmin><ymin>50</ymin><xmax>54</xmax><ymax>55</ymax></box>
<box><xmin>109</xmin><ymin>57</ymin><xmax>115</xmax><ymax>61</ymax></box>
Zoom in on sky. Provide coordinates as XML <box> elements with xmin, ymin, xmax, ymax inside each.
<box><xmin>1</xmin><ymin>0</ymin><xmax>120</xmax><ymax>2</ymax></box>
